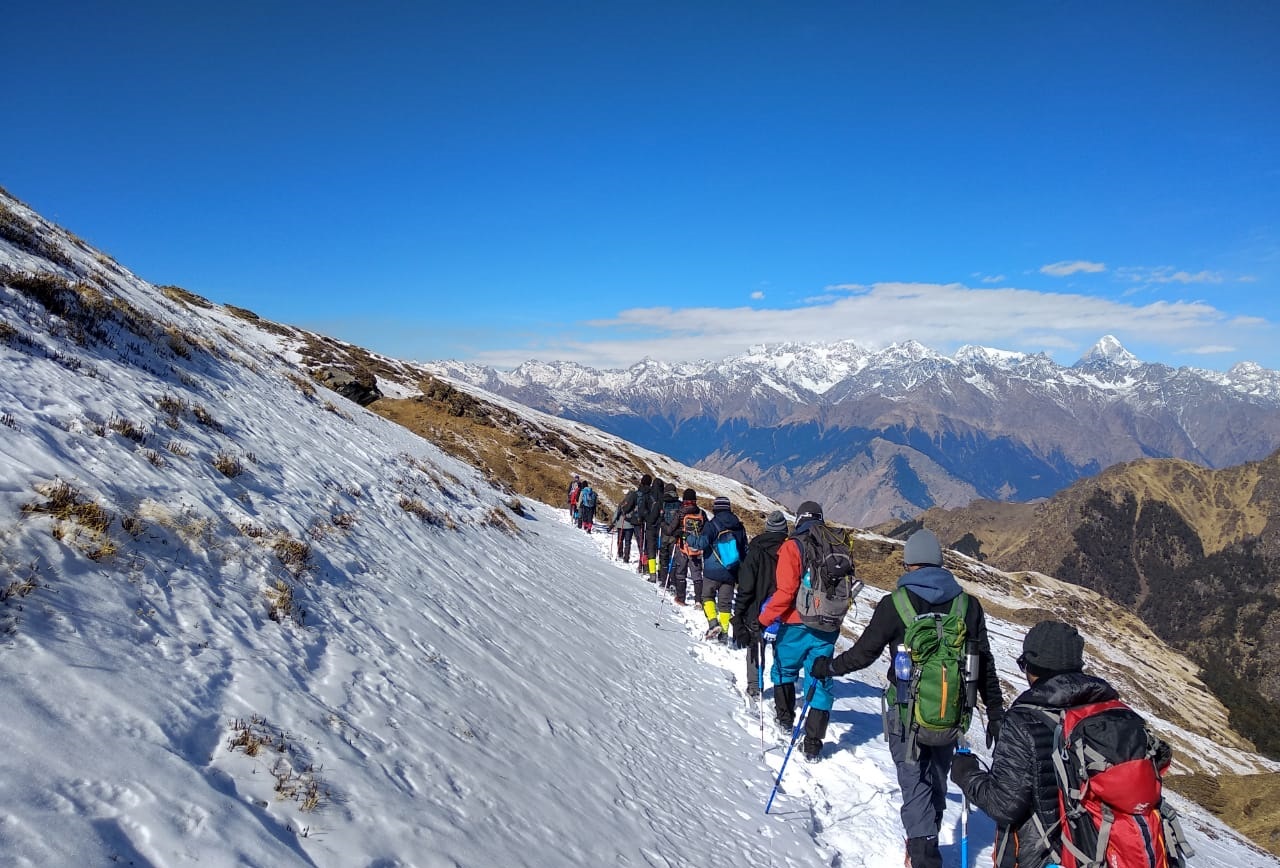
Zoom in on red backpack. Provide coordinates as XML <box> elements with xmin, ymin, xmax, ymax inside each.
<box><xmin>1026</xmin><ymin>699</ymin><xmax>1193</xmax><ymax>868</ymax></box>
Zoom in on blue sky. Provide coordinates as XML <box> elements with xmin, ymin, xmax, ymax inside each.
<box><xmin>5</xmin><ymin>1</ymin><xmax>1278</xmax><ymax>370</ymax></box>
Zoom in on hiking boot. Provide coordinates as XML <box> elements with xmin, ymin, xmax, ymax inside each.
<box><xmin>802</xmin><ymin>737</ymin><xmax>822</xmax><ymax>760</ymax></box>
<box><xmin>775</xmin><ymin>714</ymin><xmax>795</xmax><ymax>732</ymax></box>
<box><xmin>746</xmin><ymin>685</ymin><xmax>761</xmax><ymax>700</ymax></box>
<box><xmin>673</xmin><ymin>596</ymin><xmax>686</xmax><ymax>606</ymax></box>
<box><xmin>704</xmin><ymin>622</ymin><xmax>722</xmax><ymax>640</ymax></box>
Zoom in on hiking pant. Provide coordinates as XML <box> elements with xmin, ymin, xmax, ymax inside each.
<box><xmin>770</xmin><ymin>624</ymin><xmax>838</xmax><ymax>713</ymax></box>
<box><xmin>669</xmin><ymin>550</ymin><xmax>703</xmax><ymax>600</ymax></box>
<box><xmin>701</xmin><ymin>579</ymin><xmax>734</xmax><ymax>633</ymax></box>
<box><xmin>886</xmin><ymin>722</ymin><xmax>955</xmax><ymax>842</ymax></box>
<box><xmin>746</xmin><ymin>640</ymin><xmax>767</xmax><ymax>693</ymax></box>
<box><xmin>615</xmin><ymin>527</ymin><xmax>634</xmax><ymax>561</ymax></box>
<box><xmin>658</xmin><ymin>542</ymin><xmax>675</xmax><ymax>584</ymax></box>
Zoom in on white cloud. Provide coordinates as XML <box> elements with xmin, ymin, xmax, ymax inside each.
<box><xmin>1040</xmin><ymin>260</ymin><xmax>1107</xmax><ymax>277</ymax></box>
<box><xmin>1116</xmin><ymin>266</ymin><xmax>1227</xmax><ymax>285</ymax></box>
<box><xmin>468</xmin><ymin>281</ymin><xmax>1273</xmax><ymax>370</ymax></box>
<box><xmin>981</xmin><ymin>274</ymin><xmax>1006</xmax><ymax>284</ymax></box>
<box><xmin>750</xmin><ymin>290</ymin><xmax>765</xmax><ymax>300</ymax></box>
<box><xmin>1185</xmin><ymin>344</ymin><xmax>1236</xmax><ymax>354</ymax></box>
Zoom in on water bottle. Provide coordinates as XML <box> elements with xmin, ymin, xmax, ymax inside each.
<box><xmin>894</xmin><ymin>644</ymin><xmax>912</xmax><ymax>705</ymax></box>
<box><xmin>964</xmin><ymin>641</ymin><xmax>980</xmax><ymax>708</ymax></box>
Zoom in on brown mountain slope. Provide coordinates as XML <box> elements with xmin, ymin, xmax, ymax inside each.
<box><xmin>893</xmin><ymin>450</ymin><xmax>1280</xmax><ymax>758</ymax></box>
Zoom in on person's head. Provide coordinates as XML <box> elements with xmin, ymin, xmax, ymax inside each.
<box><xmin>682</xmin><ymin>488</ymin><xmax>696</xmax><ymax>503</ymax></box>
<box><xmin>665</xmin><ymin>482</ymin><xmax>677</xmax><ymax>496</ymax></box>
<box><xmin>639</xmin><ymin>473</ymin><xmax>652</xmax><ymax>488</ymax></box>
<box><xmin>903</xmin><ymin>528</ymin><xmax>943</xmax><ymax>570</ymax></box>
<box><xmin>765</xmin><ymin>511</ymin><xmax>789</xmax><ymax>534</ymax></box>
<box><xmin>712</xmin><ymin>496</ymin><xmax>731</xmax><ymax>513</ymax></box>
<box><xmin>1017</xmin><ymin>620</ymin><xmax>1085</xmax><ymax>682</ymax></box>
<box><xmin>795</xmin><ymin>501</ymin><xmax>823</xmax><ymax>524</ymax></box>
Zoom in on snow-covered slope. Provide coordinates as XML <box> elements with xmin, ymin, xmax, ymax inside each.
<box><xmin>1</xmin><ymin>188</ymin><xmax>1276</xmax><ymax>866</ymax></box>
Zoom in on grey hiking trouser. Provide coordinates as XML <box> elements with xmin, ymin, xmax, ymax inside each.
<box><xmin>886</xmin><ymin>722</ymin><xmax>955</xmax><ymax>840</ymax></box>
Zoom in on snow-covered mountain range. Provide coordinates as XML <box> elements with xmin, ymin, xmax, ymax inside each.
<box><xmin>426</xmin><ymin>340</ymin><xmax>1280</xmax><ymax>525</ymax></box>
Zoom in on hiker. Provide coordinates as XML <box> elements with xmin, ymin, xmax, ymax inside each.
<box><xmin>666</xmin><ymin>488</ymin><xmax>707</xmax><ymax>605</ymax></box>
<box><xmin>641</xmin><ymin>475</ymin><xmax>666</xmax><ymax>582</ymax></box>
<box><xmin>950</xmin><ymin>620</ymin><xmax>1187</xmax><ymax>868</ymax></box>
<box><xmin>657</xmin><ymin>482</ymin><xmax>682</xmax><ymax>586</ymax></box>
<box><xmin>576</xmin><ymin>482</ymin><xmax>597</xmax><ymax>533</ymax></box>
<box><xmin>699</xmin><ymin>496</ymin><xmax>748</xmax><ymax>642</ymax></box>
<box><xmin>810</xmin><ymin>528</ymin><xmax>1004</xmax><ymax>868</ymax></box>
<box><xmin>731</xmin><ymin>510</ymin><xmax>789</xmax><ymax>699</ymax></box>
<box><xmin>610</xmin><ymin>490</ymin><xmax>638</xmax><ymax>563</ymax></box>
<box><xmin>567</xmin><ymin>474</ymin><xmax>580</xmax><ymax>518</ymax></box>
<box><xmin>758</xmin><ymin>501</ymin><xmax>855</xmax><ymax>761</ymax></box>
<box><xmin>626</xmin><ymin>474</ymin><xmax>653</xmax><ymax>576</ymax></box>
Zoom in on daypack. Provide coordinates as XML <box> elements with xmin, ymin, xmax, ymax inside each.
<box><xmin>578</xmin><ymin>487</ymin><xmax>596</xmax><ymax>513</ymax></box>
<box><xmin>712</xmin><ymin>528</ymin><xmax>740</xmax><ymax>568</ymax></box>
<box><xmin>661</xmin><ymin>498</ymin><xmax>681</xmax><ymax>531</ymax></box>
<box><xmin>626</xmin><ymin>488</ymin><xmax>650</xmax><ymax>525</ymax></box>
<box><xmin>793</xmin><ymin>524</ymin><xmax>859</xmax><ymax>631</ymax></box>
<box><xmin>680</xmin><ymin>513</ymin><xmax>707</xmax><ymax>555</ymax></box>
<box><xmin>1026</xmin><ymin>700</ymin><xmax>1193</xmax><ymax>868</ymax></box>
<box><xmin>892</xmin><ymin>589</ymin><xmax>971</xmax><ymax>747</ymax></box>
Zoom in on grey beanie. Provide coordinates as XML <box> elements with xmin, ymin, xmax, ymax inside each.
<box><xmin>712</xmin><ymin>496</ymin><xmax>731</xmax><ymax>512</ymax></box>
<box><xmin>903</xmin><ymin>528</ymin><xmax>944</xmax><ymax>566</ymax></box>
<box><xmin>1022</xmin><ymin>621</ymin><xmax>1086</xmax><ymax>673</ymax></box>
<box><xmin>765</xmin><ymin>511</ymin><xmax>788</xmax><ymax>533</ymax></box>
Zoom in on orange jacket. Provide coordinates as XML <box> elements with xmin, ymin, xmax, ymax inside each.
<box><xmin>758</xmin><ymin>536</ymin><xmax>804</xmax><ymax>627</ymax></box>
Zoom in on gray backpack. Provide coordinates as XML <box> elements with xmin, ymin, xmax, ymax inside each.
<box><xmin>793</xmin><ymin>524</ymin><xmax>861</xmax><ymax>631</ymax></box>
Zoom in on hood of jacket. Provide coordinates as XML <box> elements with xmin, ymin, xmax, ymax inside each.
<box><xmin>895</xmin><ymin>565</ymin><xmax>962</xmax><ymax>605</ymax></box>
<box><xmin>1012</xmin><ymin>671</ymin><xmax>1119</xmax><ymax>711</ymax></box>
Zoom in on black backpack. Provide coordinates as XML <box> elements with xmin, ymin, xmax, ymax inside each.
<box><xmin>626</xmin><ymin>488</ymin><xmax>649</xmax><ymax>525</ymax></box>
<box><xmin>793</xmin><ymin>524</ymin><xmax>859</xmax><ymax>631</ymax></box>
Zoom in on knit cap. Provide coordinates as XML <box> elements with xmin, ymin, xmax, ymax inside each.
<box><xmin>903</xmin><ymin>528</ymin><xmax>944</xmax><ymax>567</ymax></box>
<box><xmin>1022</xmin><ymin>621</ymin><xmax>1085</xmax><ymax>673</ymax></box>
<box><xmin>795</xmin><ymin>501</ymin><xmax>823</xmax><ymax>523</ymax></box>
<box><xmin>765</xmin><ymin>511</ymin><xmax>788</xmax><ymax>533</ymax></box>
<box><xmin>682</xmin><ymin>488</ymin><xmax>696</xmax><ymax>502</ymax></box>
<box><xmin>712</xmin><ymin>496</ymin><xmax>731</xmax><ymax>513</ymax></box>
<box><xmin>665</xmin><ymin>482</ymin><xmax>677</xmax><ymax>495</ymax></box>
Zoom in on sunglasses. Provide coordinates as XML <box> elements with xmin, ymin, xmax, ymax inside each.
<box><xmin>1016</xmin><ymin>654</ymin><xmax>1028</xmax><ymax>672</ymax></box>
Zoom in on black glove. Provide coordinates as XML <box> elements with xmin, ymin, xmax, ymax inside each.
<box><xmin>810</xmin><ymin>655</ymin><xmax>833</xmax><ymax>681</ymax></box>
<box><xmin>950</xmin><ymin>751</ymin><xmax>980</xmax><ymax>787</ymax></box>
<box><xmin>986</xmin><ymin>714</ymin><xmax>1002</xmax><ymax>748</ymax></box>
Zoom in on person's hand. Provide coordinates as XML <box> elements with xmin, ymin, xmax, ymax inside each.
<box><xmin>810</xmin><ymin>656</ymin><xmax>833</xmax><ymax>680</ymax></box>
<box><xmin>762</xmin><ymin>620</ymin><xmax>780</xmax><ymax>643</ymax></box>
<box><xmin>986</xmin><ymin>714</ymin><xmax>1002</xmax><ymax>748</ymax></box>
<box><xmin>950</xmin><ymin>751</ymin><xmax>980</xmax><ymax>787</ymax></box>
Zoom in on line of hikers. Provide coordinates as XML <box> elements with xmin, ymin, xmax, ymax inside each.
<box><xmin>577</xmin><ymin>470</ymin><xmax>1192</xmax><ymax>868</ymax></box>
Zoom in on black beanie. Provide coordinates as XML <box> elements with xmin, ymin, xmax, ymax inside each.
<box><xmin>682</xmin><ymin>488</ymin><xmax>696</xmax><ymax>502</ymax></box>
<box><xmin>1022</xmin><ymin>621</ymin><xmax>1085</xmax><ymax>674</ymax></box>
<box><xmin>796</xmin><ymin>501</ymin><xmax>823</xmax><ymax>522</ymax></box>
<box><xmin>640</xmin><ymin>473</ymin><xmax>652</xmax><ymax>487</ymax></box>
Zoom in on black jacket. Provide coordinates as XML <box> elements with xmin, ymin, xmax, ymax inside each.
<box><xmin>730</xmin><ymin>530</ymin><xmax>786</xmax><ymax>639</ymax></box>
<box><xmin>951</xmin><ymin>672</ymin><xmax>1121</xmax><ymax>868</ymax></box>
<box><xmin>829</xmin><ymin>566</ymin><xmax>1003</xmax><ymax>719</ymax></box>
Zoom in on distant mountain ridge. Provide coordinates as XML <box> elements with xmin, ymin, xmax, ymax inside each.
<box><xmin>426</xmin><ymin>341</ymin><xmax>1280</xmax><ymax>525</ymax></box>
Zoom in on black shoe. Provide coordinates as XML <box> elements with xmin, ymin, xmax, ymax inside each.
<box><xmin>775</xmin><ymin>715</ymin><xmax>794</xmax><ymax>732</ymax></box>
<box><xmin>802</xmin><ymin>736</ymin><xmax>822</xmax><ymax>760</ymax></box>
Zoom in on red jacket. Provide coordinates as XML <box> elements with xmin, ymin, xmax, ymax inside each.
<box><xmin>758</xmin><ymin>536</ymin><xmax>804</xmax><ymax>627</ymax></box>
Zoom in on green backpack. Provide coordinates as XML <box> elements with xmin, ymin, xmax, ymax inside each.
<box><xmin>892</xmin><ymin>589</ymin><xmax>972</xmax><ymax>747</ymax></box>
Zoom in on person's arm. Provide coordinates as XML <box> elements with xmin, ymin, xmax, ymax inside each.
<box><xmin>830</xmin><ymin>597</ymin><xmax>897</xmax><ymax>675</ymax></box>
<box><xmin>759</xmin><ymin>539</ymin><xmax>800</xmax><ymax>625</ymax></box>
<box><xmin>952</xmin><ymin>711</ymin><xmax>1037</xmax><ymax>826</ymax></box>
<box><xmin>733</xmin><ymin>545</ymin><xmax>760</xmax><ymax>620</ymax></box>
<box><xmin>972</xmin><ymin>600</ymin><xmax>1005</xmax><ymax>716</ymax></box>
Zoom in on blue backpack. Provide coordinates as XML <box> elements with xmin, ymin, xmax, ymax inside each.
<box><xmin>578</xmin><ymin>487</ymin><xmax>597</xmax><ymax>513</ymax></box>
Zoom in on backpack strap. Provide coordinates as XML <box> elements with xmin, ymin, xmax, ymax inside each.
<box><xmin>891</xmin><ymin>588</ymin><xmax>917</xmax><ymax>625</ymax></box>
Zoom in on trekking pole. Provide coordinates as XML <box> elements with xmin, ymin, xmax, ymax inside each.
<box><xmin>653</xmin><ymin>544</ymin><xmax>677</xmax><ymax>627</ymax></box>
<box><xmin>757</xmin><ymin>639</ymin><xmax>767</xmax><ymax>754</ymax></box>
<box><xmin>956</xmin><ymin>736</ymin><xmax>971</xmax><ymax>867</ymax></box>
<box><xmin>765</xmin><ymin>678</ymin><xmax>817</xmax><ymax>814</ymax></box>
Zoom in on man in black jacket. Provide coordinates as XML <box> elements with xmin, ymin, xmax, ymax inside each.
<box><xmin>948</xmin><ymin>620</ymin><xmax>1172</xmax><ymax>868</ymax></box>
<box><xmin>810</xmin><ymin>528</ymin><xmax>1004</xmax><ymax>868</ymax></box>
<box><xmin>731</xmin><ymin>510</ymin><xmax>788</xmax><ymax>698</ymax></box>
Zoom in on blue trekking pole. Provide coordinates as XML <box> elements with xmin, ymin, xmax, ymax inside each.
<box><xmin>956</xmin><ymin>737</ymin><xmax>971</xmax><ymax>867</ymax></box>
<box><xmin>765</xmin><ymin>678</ymin><xmax>817</xmax><ymax>814</ymax></box>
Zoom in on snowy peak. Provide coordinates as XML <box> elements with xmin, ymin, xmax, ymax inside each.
<box><xmin>1074</xmin><ymin>334</ymin><xmax>1141</xmax><ymax>368</ymax></box>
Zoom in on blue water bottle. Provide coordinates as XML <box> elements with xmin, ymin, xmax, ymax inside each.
<box><xmin>894</xmin><ymin>644</ymin><xmax>912</xmax><ymax>705</ymax></box>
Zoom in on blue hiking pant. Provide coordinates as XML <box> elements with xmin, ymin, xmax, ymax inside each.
<box><xmin>770</xmin><ymin>624</ymin><xmax>839</xmax><ymax>712</ymax></box>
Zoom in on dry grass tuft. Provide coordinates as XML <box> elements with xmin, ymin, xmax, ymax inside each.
<box><xmin>108</xmin><ymin>415</ymin><xmax>147</xmax><ymax>443</ymax></box>
<box><xmin>226</xmin><ymin>715</ymin><xmax>331</xmax><ymax>813</ymax></box>
<box><xmin>272</xmin><ymin>534</ymin><xmax>313</xmax><ymax>575</ymax></box>
<box><xmin>159</xmin><ymin>284</ymin><xmax>214</xmax><ymax>309</ymax></box>
<box><xmin>166</xmin><ymin>439</ymin><xmax>190</xmax><ymax>458</ymax></box>
<box><xmin>284</xmin><ymin>371</ymin><xmax>317</xmax><ymax>398</ymax></box>
<box><xmin>212</xmin><ymin>450</ymin><xmax>245</xmax><ymax>478</ymax></box>
<box><xmin>192</xmin><ymin>404</ymin><xmax>222</xmax><ymax>431</ymax></box>
<box><xmin>265</xmin><ymin>579</ymin><xmax>296</xmax><ymax>622</ymax></box>
<box><xmin>398</xmin><ymin>496</ymin><xmax>457</xmax><ymax>529</ymax></box>
<box><xmin>332</xmin><ymin>511</ymin><xmax>357</xmax><ymax>530</ymax></box>
<box><xmin>483</xmin><ymin>506</ymin><xmax>520</xmax><ymax>535</ymax></box>
<box><xmin>22</xmin><ymin>480</ymin><xmax>116</xmax><ymax>560</ymax></box>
